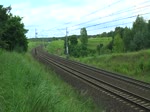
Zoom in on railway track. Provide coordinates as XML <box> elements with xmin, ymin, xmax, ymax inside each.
<box><xmin>32</xmin><ymin>47</ymin><xmax>150</xmax><ymax>112</ymax></box>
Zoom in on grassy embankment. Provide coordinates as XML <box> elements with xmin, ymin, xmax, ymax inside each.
<box><xmin>45</xmin><ymin>37</ymin><xmax>112</xmax><ymax>56</ymax></box>
<box><xmin>87</xmin><ymin>37</ymin><xmax>111</xmax><ymax>50</ymax></box>
<box><xmin>0</xmin><ymin>42</ymin><xmax>100</xmax><ymax>112</ymax></box>
<box><xmin>75</xmin><ymin>50</ymin><xmax>150</xmax><ymax>83</ymax></box>
<box><xmin>46</xmin><ymin>39</ymin><xmax>65</xmax><ymax>56</ymax></box>
<box><xmin>46</xmin><ymin>37</ymin><xmax>150</xmax><ymax>83</ymax></box>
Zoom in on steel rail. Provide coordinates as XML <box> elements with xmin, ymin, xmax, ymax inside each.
<box><xmin>40</xmin><ymin>50</ymin><xmax>150</xmax><ymax>90</ymax></box>
<box><xmin>36</xmin><ymin>52</ymin><xmax>150</xmax><ymax>112</ymax></box>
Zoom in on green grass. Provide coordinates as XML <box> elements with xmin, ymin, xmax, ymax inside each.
<box><xmin>0</xmin><ymin>49</ymin><xmax>101</xmax><ymax>111</ymax></box>
<box><xmin>87</xmin><ymin>37</ymin><xmax>112</xmax><ymax>50</ymax></box>
<box><xmin>28</xmin><ymin>41</ymin><xmax>47</xmax><ymax>51</ymax></box>
<box><xmin>46</xmin><ymin>39</ymin><xmax>64</xmax><ymax>56</ymax></box>
<box><xmin>45</xmin><ymin>37</ymin><xmax>112</xmax><ymax>56</ymax></box>
<box><xmin>73</xmin><ymin>49</ymin><xmax>150</xmax><ymax>83</ymax></box>
<box><xmin>44</xmin><ymin>38</ymin><xmax>150</xmax><ymax>82</ymax></box>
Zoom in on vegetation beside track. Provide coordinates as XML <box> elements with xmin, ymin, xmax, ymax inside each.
<box><xmin>45</xmin><ymin>37</ymin><xmax>150</xmax><ymax>83</ymax></box>
<box><xmin>46</xmin><ymin>39</ymin><xmax>64</xmax><ymax>56</ymax></box>
<box><xmin>73</xmin><ymin>49</ymin><xmax>150</xmax><ymax>83</ymax></box>
<box><xmin>45</xmin><ymin>37</ymin><xmax>112</xmax><ymax>56</ymax></box>
<box><xmin>0</xmin><ymin>46</ymin><xmax>100</xmax><ymax>112</ymax></box>
<box><xmin>87</xmin><ymin>37</ymin><xmax>112</xmax><ymax>50</ymax></box>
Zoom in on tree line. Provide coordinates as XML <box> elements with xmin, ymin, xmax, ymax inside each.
<box><xmin>0</xmin><ymin>5</ymin><xmax>28</xmax><ymax>52</ymax></box>
<box><xmin>104</xmin><ymin>15</ymin><xmax>150</xmax><ymax>53</ymax></box>
<box><xmin>64</xmin><ymin>15</ymin><xmax>150</xmax><ymax>57</ymax></box>
<box><xmin>64</xmin><ymin>28</ymin><xmax>92</xmax><ymax>57</ymax></box>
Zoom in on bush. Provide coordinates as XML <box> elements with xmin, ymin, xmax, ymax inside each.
<box><xmin>0</xmin><ymin>5</ymin><xmax>28</xmax><ymax>52</ymax></box>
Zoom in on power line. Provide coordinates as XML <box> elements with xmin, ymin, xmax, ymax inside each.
<box><xmin>81</xmin><ymin>0</ymin><xmax>123</xmax><ymax>18</ymax></box>
<box><xmin>40</xmin><ymin>0</ymin><xmax>150</xmax><ymax>37</ymax></box>
<box><xmin>62</xmin><ymin>0</ymin><xmax>124</xmax><ymax>26</ymax></box>
<box><xmin>69</xmin><ymin>3</ymin><xmax>150</xmax><ymax>29</ymax></box>
<box><xmin>56</xmin><ymin>4</ymin><xmax>150</xmax><ymax>34</ymax></box>
<box><xmin>87</xmin><ymin>18</ymin><xmax>149</xmax><ymax>33</ymax></box>
<box><xmin>70</xmin><ymin>12</ymin><xmax>150</xmax><ymax>31</ymax></box>
<box><xmin>40</xmin><ymin>1</ymin><xmax>150</xmax><ymax>31</ymax></box>
<box><xmin>87</xmin><ymin>22</ymin><xmax>133</xmax><ymax>32</ymax></box>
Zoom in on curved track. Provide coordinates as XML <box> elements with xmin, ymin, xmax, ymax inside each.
<box><xmin>32</xmin><ymin>47</ymin><xmax>150</xmax><ymax>112</ymax></box>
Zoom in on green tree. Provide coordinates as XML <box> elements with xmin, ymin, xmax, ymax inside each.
<box><xmin>107</xmin><ymin>31</ymin><xmax>114</xmax><ymax>37</ymax></box>
<box><xmin>115</xmin><ymin>27</ymin><xmax>124</xmax><ymax>38</ymax></box>
<box><xmin>79</xmin><ymin>28</ymin><xmax>88</xmax><ymax>56</ymax></box>
<box><xmin>132</xmin><ymin>16</ymin><xmax>149</xmax><ymax>50</ymax></box>
<box><xmin>0</xmin><ymin>5</ymin><xmax>11</xmax><ymax>49</ymax></box>
<box><xmin>100</xmin><ymin>32</ymin><xmax>107</xmax><ymax>37</ymax></box>
<box><xmin>113</xmin><ymin>33</ymin><xmax>124</xmax><ymax>53</ymax></box>
<box><xmin>107</xmin><ymin>39</ymin><xmax>114</xmax><ymax>52</ymax></box>
<box><xmin>146</xmin><ymin>20</ymin><xmax>150</xmax><ymax>48</ymax></box>
<box><xmin>0</xmin><ymin>5</ymin><xmax>28</xmax><ymax>52</ymax></box>
<box><xmin>68</xmin><ymin>35</ymin><xmax>79</xmax><ymax>57</ymax></box>
<box><xmin>123</xmin><ymin>27</ymin><xmax>133</xmax><ymax>51</ymax></box>
<box><xmin>97</xmin><ymin>43</ymin><xmax>103</xmax><ymax>55</ymax></box>
<box><xmin>3</xmin><ymin>16</ymin><xmax>28</xmax><ymax>51</ymax></box>
<box><xmin>80</xmin><ymin>27</ymin><xmax>88</xmax><ymax>46</ymax></box>
<box><xmin>132</xmin><ymin>16</ymin><xmax>147</xmax><ymax>33</ymax></box>
<box><xmin>64</xmin><ymin>37</ymin><xmax>69</xmax><ymax>55</ymax></box>
<box><xmin>69</xmin><ymin>35</ymin><xmax>78</xmax><ymax>45</ymax></box>
<box><xmin>148</xmin><ymin>20</ymin><xmax>150</xmax><ymax>31</ymax></box>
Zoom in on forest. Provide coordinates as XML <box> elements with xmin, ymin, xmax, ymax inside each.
<box><xmin>66</xmin><ymin>16</ymin><xmax>150</xmax><ymax>57</ymax></box>
<box><xmin>0</xmin><ymin>5</ymin><xmax>28</xmax><ymax>52</ymax></box>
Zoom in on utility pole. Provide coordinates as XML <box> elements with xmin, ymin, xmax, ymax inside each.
<box><xmin>66</xmin><ymin>27</ymin><xmax>69</xmax><ymax>59</ymax></box>
<box><xmin>35</xmin><ymin>28</ymin><xmax>38</xmax><ymax>38</ymax></box>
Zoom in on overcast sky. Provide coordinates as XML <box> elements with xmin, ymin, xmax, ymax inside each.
<box><xmin>2</xmin><ymin>0</ymin><xmax>150</xmax><ymax>38</ymax></box>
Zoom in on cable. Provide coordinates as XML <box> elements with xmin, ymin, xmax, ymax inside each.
<box><xmin>87</xmin><ymin>18</ymin><xmax>150</xmax><ymax>33</ymax></box>
<box><xmin>82</xmin><ymin>0</ymin><xmax>123</xmax><ymax>18</ymax></box>
<box><xmin>70</xmin><ymin>12</ymin><xmax>150</xmax><ymax>31</ymax></box>
<box><xmin>56</xmin><ymin>4</ymin><xmax>150</xmax><ymax>33</ymax></box>
<box><xmin>62</xmin><ymin>0</ymin><xmax>124</xmax><ymax>26</ymax></box>
<box><xmin>87</xmin><ymin>22</ymin><xmax>133</xmax><ymax>32</ymax></box>
<box><xmin>69</xmin><ymin>3</ymin><xmax>150</xmax><ymax>28</ymax></box>
<box><xmin>40</xmin><ymin>0</ymin><xmax>150</xmax><ymax>31</ymax></box>
<box><xmin>39</xmin><ymin>0</ymin><xmax>150</xmax><ymax>37</ymax></box>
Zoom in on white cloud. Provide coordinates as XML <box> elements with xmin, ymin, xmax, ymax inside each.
<box><xmin>8</xmin><ymin>0</ymin><xmax>150</xmax><ymax>37</ymax></box>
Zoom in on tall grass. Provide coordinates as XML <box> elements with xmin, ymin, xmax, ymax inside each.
<box><xmin>45</xmin><ymin>37</ymin><xmax>112</xmax><ymax>56</ymax></box>
<box><xmin>0</xmin><ymin>50</ymin><xmax>100</xmax><ymax>112</ymax></box>
<box><xmin>87</xmin><ymin>37</ymin><xmax>112</xmax><ymax>50</ymax></box>
<box><xmin>74</xmin><ymin>50</ymin><xmax>150</xmax><ymax>83</ymax></box>
<box><xmin>46</xmin><ymin>40</ymin><xmax>64</xmax><ymax>56</ymax></box>
<box><xmin>27</xmin><ymin>41</ymin><xmax>46</xmax><ymax>51</ymax></box>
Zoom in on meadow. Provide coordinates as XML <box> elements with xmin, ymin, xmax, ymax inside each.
<box><xmin>0</xmin><ymin>43</ymin><xmax>100</xmax><ymax>112</ymax></box>
<box><xmin>46</xmin><ymin>39</ymin><xmax>65</xmax><ymax>56</ymax></box>
<box><xmin>45</xmin><ymin>37</ymin><xmax>150</xmax><ymax>83</ymax></box>
<box><xmin>74</xmin><ymin>49</ymin><xmax>150</xmax><ymax>83</ymax></box>
<box><xmin>45</xmin><ymin>37</ymin><xmax>112</xmax><ymax>56</ymax></box>
<box><xmin>87</xmin><ymin>37</ymin><xmax>112</xmax><ymax>50</ymax></box>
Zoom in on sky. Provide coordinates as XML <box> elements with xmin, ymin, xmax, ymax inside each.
<box><xmin>1</xmin><ymin>0</ymin><xmax>150</xmax><ymax>38</ymax></box>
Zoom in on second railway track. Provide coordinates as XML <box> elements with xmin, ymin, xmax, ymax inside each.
<box><xmin>33</xmin><ymin>47</ymin><xmax>150</xmax><ymax>112</ymax></box>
